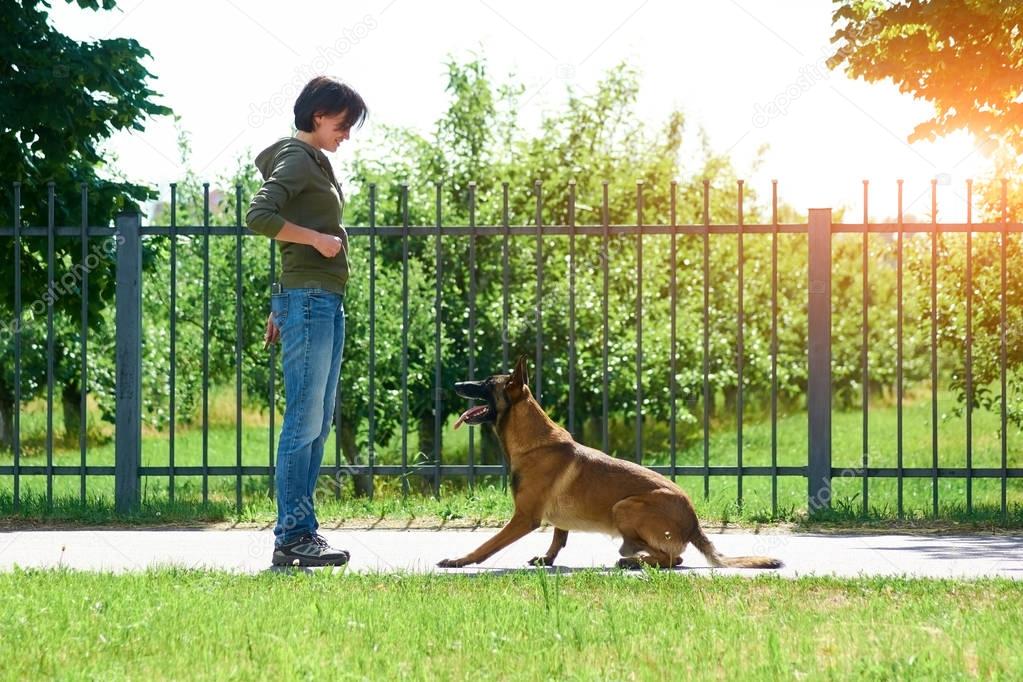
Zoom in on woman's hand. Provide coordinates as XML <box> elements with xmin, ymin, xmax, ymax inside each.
<box><xmin>271</xmin><ymin>223</ymin><xmax>346</xmax><ymax>259</ymax></box>
<box><xmin>264</xmin><ymin>312</ymin><xmax>280</xmax><ymax>350</ymax></box>
<box><xmin>313</xmin><ymin>233</ymin><xmax>343</xmax><ymax>258</ymax></box>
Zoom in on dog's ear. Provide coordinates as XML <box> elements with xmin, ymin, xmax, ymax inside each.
<box><xmin>509</xmin><ymin>354</ymin><xmax>529</xmax><ymax>389</ymax></box>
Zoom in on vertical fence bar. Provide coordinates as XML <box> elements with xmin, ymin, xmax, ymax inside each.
<box><xmin>896</xmin><ymin>180</ymin><xmax>904</xmax><ymax>517</ymax></box>
<box><xmin>235</xmin><ymin>185</ymin><xmax>244</xmax><ymax>512</ymax></box>
<box><xmin>12</xmin><ymin>183</ymin><xmax>21</xmax><ymax>511</ymax></box>
<box><xmin>861</xmin><ymin>180</ymin><xmax>869</xmax><ymax>516</ymax></box>
<box><xmin>770</xmin><ymin>180</ymin><xmax>779</xmax><ymax>515</ymax></box>
<box><xmin>432</xmin><ymin>182</ymin><xmax>442</xmax><ymax>497</ymax></box>
<box><xmin>268</xmin><ymin>207</ymin><xmax>277</xmax><ymax>499</ymax></box>
<box><xmin>702</xmin><ymin>180</ymin><xmax>711</xmax><ymax>499</ymax></box>
<box><xmin>400</xmin><ymin>183</ymin><xmax>409</xmax><ymax>499</ymax></box>
<box><xmin>965</xmin><ymin>180</ymin><xmax>974</xmax><ymax>513</ymax></box>
<box><xmin>930</xmin><ymin>179</ymin><xmax>939</xmax><ymax>516</ymax></box>
<box><xmin>79</xmin><ymin>183</ymin><xmax>89</xmax><ymax>504</ymax></box>
<box><xmin>635</xmin><ymin>180</ymin><xmax>643</xmax><ymax>465</ymax></box>
<box><xmin>601</xmin><ymin>181</ymin><xmax>610</xmax><ymax>454</ymax></box>
<box><xmin>46</xmin><ymin>183</ymin><xmax>55</xmax><ymax>506</ymax></box>
<box><xmin>669</xmin><ymin>181</ymin><xmax>678</xmax><ymax>481</ymax></box>
<box><xmin>501</xmin><ymin>182</ymin><xmax>510</xmax><ymax>488</ymax></box>
<box><xmin>467</xmin><ymin>182</ymin><xmax>477</xmax><ymax>490</ymax></box>
<box><xmin>501</xmin><ymin>182</ymin><xmax>510</xmax><ymax>374</ymax></box>
<box><xmin>807</xmin><ymin>208</ymin><xmax>832</xmax><ymax>512</ymax></box>
<box><xmin>999</xmin><ymin>179</ymin><xmax>1008</xmax><ymax>519</ymax></box>
<box><xmin>736</xmin><ymin>180</ymin><xmax>744</xmax><ymax>506</ymax></box>
<box><xmin>368</xmin><ymin>184</ymin><xmax>378</xmax><ymax>497</ymax></box>
<box><xmin>534</xmin><ymin>181</ymin><xmax>544</xmax><ymax>403</ymax></box>
<box><xmin>114</xmin><ymin>212</ymin><xmax>142</xmax><ymax>514</ymax></box>
<box><xmin>170</xmin><ymin>184</ymin><xmax>177</xmax><ymax>501</ymax></box>
<box><xmin>568</xmin><ymin>181</ymin><xmax>576</xmax><ymax>438</ymax></box>
<box><xmin>201</xmin><ymin>183</ymin><xmax>210</xmax><ymax>504</ymax></box>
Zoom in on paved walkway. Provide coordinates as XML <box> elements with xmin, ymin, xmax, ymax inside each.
<box><xmin>0</xmin><ymin>528</ymin><xmax>1020</xmax><ymax>578</ymax></box>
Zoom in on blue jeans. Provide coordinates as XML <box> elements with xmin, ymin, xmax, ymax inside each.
<box><xmin>270</xmin><ymin>287</ymin><xmax>346</xmax><ymax>547</ymax></box>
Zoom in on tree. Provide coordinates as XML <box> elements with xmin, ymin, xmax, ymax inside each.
<box><xmin>829</xmin><ymin>0</ymin><xmax>1023</xmax><ymax>428</ymax></box>
<box><xmin>348</xmin><ymin>57</ymin><xmax>800</xmax><ymax>471</ymax></box>
<box><xmin>0</xmin><ymin>0</ymin><xmax>170</xmax><ymax>448</ymax></box>
<box><xmin>828</xmin><ymin>0</ymin><xmax>1023</xmax><ymax>162</ymax></box>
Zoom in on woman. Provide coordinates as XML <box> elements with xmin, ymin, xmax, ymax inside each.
<box><xmin>246</xmin><ymin>76</ymin><xmax>367</xmax><ymax>567</ymax></box>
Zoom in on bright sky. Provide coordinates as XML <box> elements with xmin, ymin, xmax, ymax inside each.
<box><xmin>49</xmin><ymin>0</ymin><xmax>993</xmax><ymax>222</ymax></box>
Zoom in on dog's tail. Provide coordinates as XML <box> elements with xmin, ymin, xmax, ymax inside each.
<box><xmin>690</xmin><ymin>525</ymin><xmax>783</xmax><ymax>569</ymax></box>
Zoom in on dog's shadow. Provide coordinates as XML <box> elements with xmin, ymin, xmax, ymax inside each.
<box><xmin>448</xmin><ymin>564</ymin><xmax>705</xmax><ymax>577</ymax></box>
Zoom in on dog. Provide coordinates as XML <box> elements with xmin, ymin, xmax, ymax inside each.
<box><xmin>437</xmin><ymin>356</ymin><xmax>783</xmax><ymax>570</ymax></box>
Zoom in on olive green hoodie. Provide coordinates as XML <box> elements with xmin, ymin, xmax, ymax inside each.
<box><xmin>246</xmin><ymin>137</ymin><xmax>350</xmax><ymax>295</ymax></box>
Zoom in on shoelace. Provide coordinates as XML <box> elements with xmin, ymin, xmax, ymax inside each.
<box><xmin>312</xmin><ymin>533</ymin><xmax>350</xmax><ymax>559</ymax></box>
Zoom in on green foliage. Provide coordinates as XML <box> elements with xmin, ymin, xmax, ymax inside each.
<box><xmin>130</xmin><ymin>127</ymin><xmax>269</xmax><ymax>430</ymax></box>
<box><xmin>924</xmin><ymin>230</ymin><xmax>1023</xmax><ymax>426</ymax></box>
<box><xmin>828</xmin><ymin>0</ymin><xmax>1023</xmax><ymax>155</ymax></box>
<box><xmin>347</xmin><ymin>58</ymin><xmax>786</xmax><ymax>460</ymax></box>
<box><xmin>0</xmin><ymin>0</ymin><xmax>170</xmax><ymax>442</ymax></box>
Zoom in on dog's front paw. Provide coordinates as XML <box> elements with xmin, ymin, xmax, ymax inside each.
<box><xmin>437</xmin><ymin>557</ymin><xmax>470</xmax><ymax>568</ymax></box>
<box><xmin>527</xmin><ymin>556</ymin><xmax>553</xmax><ymax>567</ymax></box>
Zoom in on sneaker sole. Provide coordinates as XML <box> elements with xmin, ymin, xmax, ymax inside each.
<box><xmin>271</xmin><ymin>552</ymin><xmax>350</xmax><ymax>568</ymax></box>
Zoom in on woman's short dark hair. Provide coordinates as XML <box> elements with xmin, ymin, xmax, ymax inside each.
<box><xmin>294</xmin><ymin>76</ymin><xmax>368</xmax><ymax>132</ymax></box>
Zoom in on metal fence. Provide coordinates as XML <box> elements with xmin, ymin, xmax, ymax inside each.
<box><xmin>2</xmin><ymin>179</ymin><xmax>1021</xmax><ymax>516</ymax></box>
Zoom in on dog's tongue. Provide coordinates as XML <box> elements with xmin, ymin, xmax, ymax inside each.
<box><xmin>453</xmin><ymin>405</ymin><xmax>487</xmax><ymax>430</ymax></box>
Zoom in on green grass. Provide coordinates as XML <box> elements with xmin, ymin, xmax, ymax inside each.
<box><xmin>2</xmin><ymin>387</ymin><xmax>1021</xmax><ymax>528</ymax></box>
<box><xmin>0</xmin><ymin>569</ymin><xmax>1020</xmax><ymax>680</ymax></box>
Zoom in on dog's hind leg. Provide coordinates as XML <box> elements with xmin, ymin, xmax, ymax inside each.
<box><xmin>612</xmin><ymin>495</ymin><xmax>685</xmax><ymax>569</ymax></box>
<box><xmin>617</xmin><ymin>531</ymin><xmax>677</xmax><ymax>569</ymax></box>
<box><xmin>528</xmin><ymin>527</ymin><xmax>568</xmax><ymax>566</ymax></box>
<box><xmin>616</xmin><ymin>534</ymin><xmax>655</xmax><ymax>568</ymax></box>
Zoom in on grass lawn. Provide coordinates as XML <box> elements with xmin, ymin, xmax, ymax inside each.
<box><xmin>0</xmin><ymin>569</ymin><xmax>1019</xmax><ymax>680</ymax></box>
<box><xmin>2</xmin><ymin>387</ymin><xmax>1021</xmax><ymax>528</ymax></box>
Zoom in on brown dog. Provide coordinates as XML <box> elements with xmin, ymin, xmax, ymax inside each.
<box><xmin>437</xmin><ymin>356</ymin><xmax>783</xmax><ymax>570</ymax></box>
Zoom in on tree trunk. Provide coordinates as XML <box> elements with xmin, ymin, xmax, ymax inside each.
<box><xmin>417</xmin><ymin>413</ymin><xmax>439</xmax><ymax>466</ymax></box>
<box><xmin>413</xmin><ymin>413</ymin><xmax>440</xmax><ymax>495</ymax></box>
<box><xmin>62</xmin><ymin>382</ymin><xmax>83</xmax><ymax>446</ymax></box>
<box><xmin>338</xmin><ymin>419</ymin><xmax>373</xmax><ymax>498</ymax></box>
<box><xmin>0</xmin><ymin>395</ymin><xmax>12</xmax><ymax>451</ymax></box>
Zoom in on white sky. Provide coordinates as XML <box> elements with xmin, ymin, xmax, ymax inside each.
<box><xmin>48</xmin><ymin>0</ymin><xmax>994</xmax><ymax>222</ymax></box>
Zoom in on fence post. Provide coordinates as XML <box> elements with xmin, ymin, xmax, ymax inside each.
<box><xmin>807</xmin><ymin>208</ymin><xmax>832</xmax><ymax>512</ymax></box>
<box><xmin>115</xmin><ymin>212</ymin><xmax>142</xmax><ymax>513</ymax></box>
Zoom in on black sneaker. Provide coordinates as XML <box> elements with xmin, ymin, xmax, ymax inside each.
<box><xmin>272</xmin><ymin>533</ymin><xmax>350</xmax><ymax>567</ymax></box>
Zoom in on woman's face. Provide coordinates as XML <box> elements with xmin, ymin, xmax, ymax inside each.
<box><xmin>311</xmin><ymin>110</ymin><xmax>351</xmax><ymax>152</ymax></box>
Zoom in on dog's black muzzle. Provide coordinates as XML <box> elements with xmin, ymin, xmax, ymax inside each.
<box><xmin>454</xmin><ymin>380</ymin><xmax>488</xmax><ymax>401</ymax></box>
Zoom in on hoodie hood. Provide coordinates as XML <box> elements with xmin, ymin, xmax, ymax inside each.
<box><xmin>254</xmin><ymin>137</ymin><xmax>327</xmax><ymax>180</ymax></box>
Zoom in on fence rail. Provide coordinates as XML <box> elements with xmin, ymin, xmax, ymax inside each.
<box><xmin>2</xmin><ymin>179</ymin><xmax>1021</xmax><ymax>517</ymax></box>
